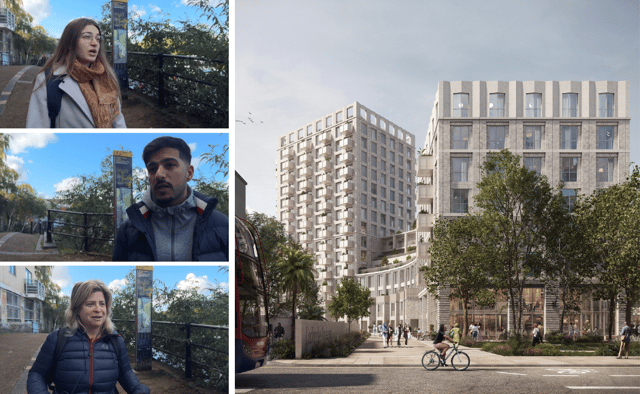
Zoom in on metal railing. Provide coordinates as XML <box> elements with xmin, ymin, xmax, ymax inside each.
<box><xmin>124</xmin><ymin>51</ymin><xmax>228</xmax><ymax>126</ymax></box>
<box><xmin>113</xmin><ymin>319</ymin><xmax>228</xmax><ymax>382</ymax></box>
<box><xmin>46</xmin><ymin>209</ymin><xmax>113</xmax><ymax>253</ymax></box>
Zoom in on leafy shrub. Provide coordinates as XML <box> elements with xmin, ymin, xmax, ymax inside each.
<box><xmin>492</xmin><ymin>344</ymin><xmax>514</xmax><ymax>356</ymax></box>
<box><xmin>594</xmin><ymin>342</ymin><xmax>618</xmax><ymax>356</ymax></box>
<box><xmin>522</xmin><ymin>347</ymin><xmax>545</xmax><ymax>356</ymax></box>
<box><xmin>460</xmin><ymin>336</ymin><xmax>477</xmax><ymax>347</ymax></box>
<box><xmin>303</xmin><ymin>332</ymin><xmax>369</xmax><ymax>359</ymax></box>
<box><xmin>271</xmin><ymin>339</ymin><xmax>295</xmax><ymax>359</ymax></box>
<box><xmin>576</xmin><ymin>335</ymin><xmax>603</xmax><ymax>344</ymax></box>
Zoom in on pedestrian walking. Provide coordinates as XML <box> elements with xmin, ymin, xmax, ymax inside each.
<box><xmin>404</xmin><ymin>325</ymin><xmax>410</xmax><ymax>346</ymax></box>
<box><xmin>532</xmin><ymin>323</ymin><xmax>541</xmax><ymax>346</ymax></box>
<box><xmin>27</xmin><ymin>18</ymin><xmax>126</xmax><ymax>128</ymax></box>
<box><xmin>27</xmin><ymin>280</ymin><xmax>149</xmax><ymax>394</ymax></box>
<box><xmin>388</xmin><ymin>325</ymin><xmax>394</xmax><ymax>347</ymax></box>
<box><xmin>378</xmin><ymin>323</ymin><xmax>383</xmax><ymax>336</ymax></box>
<box><xmin>382</xmin><ymin>323</ymin><xmax>389</xmax><ymax>347</ymax></box>
<box><xmin>617</xmin><ymin>321</ymin><xmax>631</xmax><ymax>359</ymax></box>
<box><xmin>396</xmin><ymin>325</ymin><xmax>401</xmax><ymax>346</ymax></box>
<box><xmin>450</xmin><ymin>323</ymin><xmax>461</xmax><ymax>344</ymax></box>
<box><xmin>477</xmin><ymin>322</ymin><xmax>483</xmax><ymax>341</ymax></box>
<box><xmin>569</xmin><ymin>324</ymin><xmax>574</xmax><ymax>336</ymax></box>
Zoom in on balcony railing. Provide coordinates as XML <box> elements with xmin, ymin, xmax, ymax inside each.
<box><xmin>25</xmin><ymin>280</ymin><xmax>45</xmax><ymax>301</ymax></box>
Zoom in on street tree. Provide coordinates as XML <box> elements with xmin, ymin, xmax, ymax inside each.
<box><xmin>474</xmin><ymin>150</ymin><xmax>556</xmax><ymax>335</ymax></box>
<box><xmin>4</xmin><ymin>183</ymin><xmax>47</xmax><ymax>231</ymax></box>
<box><xmin>35</xmin><ymin>266</ymin><xmax>67</xmax><ymax>330</ymax></box>
<box><xmin>276</xmin><ymin>244</ymin><xmax>316</xmax><ymax>342</ymax></box>
<box><xmin>326</xmin><ymin>277</ymin><xmax>373</xmax><ymax>331</ymax></box>
<box><xmin>422</xmin><ymin>214</ymin><xmax>497</xmax><ymax>336</ymax></box>
<box><xmin>575</xmin><ymin>166</ymin><xmax>640</xmax><ymax>337</ymax></box>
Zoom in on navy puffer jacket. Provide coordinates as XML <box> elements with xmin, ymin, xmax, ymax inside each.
<box><xmin>27</xmin><ymin>328</ymin><xmax>150</xmax><ymax>394</ymax></box>
<box><xmin>112</xmin><ymin>190</ymin><xmax>228</xmax><ymax>261</ymax></box>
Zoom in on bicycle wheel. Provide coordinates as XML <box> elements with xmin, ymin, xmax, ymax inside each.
<box><xmin>422</xmin><ymin>351</ymin><xmax>440</xmax><ymax>371</ymax></box>
<box><xmin>451</xmin><ymin>351</ymin><xmax>470</xmax><ymax>371</ymax></box>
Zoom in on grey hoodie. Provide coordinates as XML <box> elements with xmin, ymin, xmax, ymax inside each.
<box><xmin>141</xmin><ymin>186</ymin><xmax>197</xmax><ymax>261</ymax></box>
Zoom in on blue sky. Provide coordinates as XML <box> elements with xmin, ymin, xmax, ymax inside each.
<box><xmin>22</xmin><ymin>0</ymin><xmax>225</xmax><ymax>39</ymax></box>
<box><xmin>47</xmin><ymin>265</ymin><xmax>229</xmax><ymax>297</ymax></box>
<box><xmin>236</xmin><ymin>0</ymin><xmax>640</xmax><ymax>215</ymax></box>
<box><xmin>5</xmin><ymin>132</ymin><xmax>228</xmax><ymax>199</ymax></box>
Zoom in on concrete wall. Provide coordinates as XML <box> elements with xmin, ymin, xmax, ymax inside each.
<box><xmin>294</xmin><ymin>319</ymin><xmax>360</xmax><ymax>359</ymax></box>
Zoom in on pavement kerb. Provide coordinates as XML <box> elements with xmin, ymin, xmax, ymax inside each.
<box><xmin>268</xmin><ymin>336</ymin><xmax>640</xmax><ymax>368</ymax></box>
<box><xmin>11</xmin><ymin>344</ymin><xmax>42</xmax><ymax>394</ymax></box>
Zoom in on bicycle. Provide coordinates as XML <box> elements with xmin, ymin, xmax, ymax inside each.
<box><xmin>422</xmin><ymin>342</ymin><xmax>470</xmax><ymax>371</ymax></box>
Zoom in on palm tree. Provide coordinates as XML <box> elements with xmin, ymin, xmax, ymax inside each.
<box><xmin>276</xmin><ymin>244</ymin><xmax>316</xmax><ymax>343</ymax></box>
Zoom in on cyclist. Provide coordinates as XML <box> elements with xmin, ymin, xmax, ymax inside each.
<box><xmin>433</xmin><ymin>324</ymin><xmax>454</xmax><ymax>365</ymax></box>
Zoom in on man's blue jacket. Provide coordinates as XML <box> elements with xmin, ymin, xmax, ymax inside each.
<box><xmin>27</xmin><ymin>328</ymin><xmax>150</xmax><ymax>394</ymax></box>
<box><xmin>112</xmin><ymin>190</ymin><xmax>229</xmax><ymax>261</ymax></box>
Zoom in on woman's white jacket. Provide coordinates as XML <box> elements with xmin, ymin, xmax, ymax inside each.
<box><xmin>26</xmin><ymin>65</ymin><xmax>126</xmax><ymax>128</ymax></box>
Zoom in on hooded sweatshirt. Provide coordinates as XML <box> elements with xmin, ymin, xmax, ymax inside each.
<box><xmin>141</xmin><ymin>186</ymin><xmax>197</xmax><ymax>261</ymax></box>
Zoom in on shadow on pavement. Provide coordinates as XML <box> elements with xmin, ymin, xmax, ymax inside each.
<box><xmin>236</xmin><ymin>373</ymin><xmax>376</xmax><ymax>389</ymax></box>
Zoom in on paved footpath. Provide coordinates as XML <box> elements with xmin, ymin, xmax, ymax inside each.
<box><xmin>270</xmin><ymin>336</ymin><xmax>640</xmax><ymax>368</ymax></box>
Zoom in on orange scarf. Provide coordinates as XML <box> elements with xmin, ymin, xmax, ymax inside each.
<box><xmin>70</xmin><ymin>59</ymin><xmax>120</xmax><ymax>128</ymax></box>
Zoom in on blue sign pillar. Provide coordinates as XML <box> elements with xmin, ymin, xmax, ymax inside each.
<box><xmin>135</xmin><ymin>266</ymin><xmax>153</xmax><ymax>370</ymax></box>
<box><xmin>111</xmin><ymin>0</ymin><xmax>128</xmax><ymax>96</ymax></box>
<box><xmin>112</xmin><ymin>150</ymin><xmax>133</xmax><ymax>240</ymax></box>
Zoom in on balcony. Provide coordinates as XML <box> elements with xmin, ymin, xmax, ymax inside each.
<box><xmin>299</xmin><ymin>193</ymin><xmax>312</xmax><ymax>204</ymax></box>
<box><xmin>417</xmin><ymin>212</ymin><xmax>435</xmax><ymax>230</ymax></box>
<box><xmin>281</xmin><ymin>185</ymin><xmax>295</xmax><ymax>197</ymax></box>
<box><xmin>300</xmin><ymin>140</ymin><xmax>313</xmax><ymax>152</ymax></box>
<box><xmin>417</xmin><ymin>183</ymin><xmax>434</xmax><ymax>205</ymax></box>
<box><xmin>283</xmin><ymin>147</ymin><xmax>295</xmax><ymax>159</ymax></box>
<box><xmin>341</xmin><ymin>153</ymin><xmax>354</xmax><ymax>165</ymax></box>
<box><xmin>281</xmin><ymin>199</ymin><xmax>294</xmax><ymax>210</ymax></box>
<box><xmin>299</xmin><ymin>153</ymin><xmax>313</xmax><ymax>165</ymax></box>
<box><xmin>282</xmin><ymin>160</ymin><xmax>295</xmax><ymax>172</ymax></box>
<box><xmin>338</xmin><ymin>210</ymin><xmax>355</xmax><ymax>221</ymax></box>
<box><xmin>298</xmin><ymin>232</ymin><xmax>313</xmax><ymax>242</ymax></box>
<box><xmin>285</xmin><ymin>224</ymin><xmax>295</xmax><ymax>234</ymax></box>
<box><xmin>340</xmin><ymin>122</ymin><xmax>354</xmax><ymax>136</ymax></box>
<box><xmin>344</xmin><ymin>269</ymin><xmax>355</xmax><ymax>277</ymax></box>
<box><xmin>318</xmin><ymin>145</ymin><xmax>332</xmax><ymax>158</ymax></box>
<box><xmin>340</xmin><ymin>137</ymin><xmax>354</xmax><ymax>151</ymax></box>
<box><xmin>417</xmin><ymin>155</ymin><xmax>434</xmax><ymax>177</ymax></box>
<box><xmin>299</xmin><ymin>180</ymin><xmax>313</xmax><ymax>191</ymax></box>
<box><xmin>318</xmin><ymin>173</ymin><xmax>332</xmax><ymax>185</ymax></box>
<box><xmin>320</xmin><ymin>270</ymin><xmax>333</xmax><ymax>280</ymax></box>
<box><xmin>299</xmin><ymin>206</ymin><xmax>313</xmax><ymax>217</ymax></box>
<box><xmin>343</xmin><ymin>180</ymin><xmax>354</xmax><ymax>192</ymax></box>
<box><xmin>299</xmin><ymin>219</ymin><xmax>313</xmax><ymax>230</ymax></box>
<box><xmin>24</xmin><ymin>280</ymin><xmax>45</xmax><ymax>301</ymax></box>
<box><xmin>318</xmin><ymin>243</ymin><xmax>330</xmax><ymax>252</ymax></box>
<box><xmin>339</xmin><ymin>239</ymin><xmax>355</xmax><ymax>249</ymax></box>
<box><xmin>318</xmin><ymin>158</ymin><xmax>332</xmax><ymax>172</ymax></box>
<box><xmin>318</xmin><ymin>256</ymin><xmax>334</xmax><ymax>265</ymax></box>
<box><xmin>339</xmin><ymin>167</ymin><xmax>354</xmax><ymax>179</ymax></box>
<box><xmin>318</xmin><ymin>215</ymin><xmax>333</xmax><ymax>226</ymax></box>
<box><xmin>281</xmin><ymin>211</ymin><xmax>294</xmax><ymax>221</ymax></box>
<box><xmin>321</xmin><ymin>284</ymin><xmax>334</xmax><ymax>293</ymax></box>
<box><xmin>281</xmin><ymin>173</ymin><xmax>295</xmax><ymax>184</ymax></box>
<box><xmin>343</xmin><ymin>195</ymin><xmax>355</xmax><ymax>207</ymax></box>
<box><xmin>340</xmin><ymin>224</ymin><xmax>355</xmax><ymax>234</ymax></box>
<box><xmin>318</xmin><ymin>201</ymin><xmax>332</xmax><ymax>212</ymax></box>
<box><xmin>319</xmin><ymin>132</ymin><xmax>332</xmax><ymax>145</ymax></box>
<box><xmin>340</xmin><ymin>254</ymin><xmax>355</xmax><ymax>263</ymax></box>
<box><xmin>300</xmin><ymin>167</ymin><xmax>313</xmax><ymax>179</ymax></box>
<box><xmin>317</xmin><ymin>228</ymin><xmax>333</xmax><ymax>238</ymax></box>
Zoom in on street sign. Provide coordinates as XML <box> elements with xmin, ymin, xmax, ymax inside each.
<box><xmin>135</xmin><ymin>266</ymin><xmax>153</xmax><ymax>371</ymax></box>
<box><xmin>111</xmin><ymin>1</ymin><xmax>128</xmax><ymax>94</ymax></box>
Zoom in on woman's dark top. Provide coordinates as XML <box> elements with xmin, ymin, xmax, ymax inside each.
<box><xmin>433</xmin><ymin>330</ymin><xmax>445</xmax><ymax>344</ymax></box>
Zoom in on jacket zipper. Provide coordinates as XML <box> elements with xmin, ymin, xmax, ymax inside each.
<box><xmin>171</xmin><ymin>215</ymin><xmax>176</xmax><ymax>260</ymax></box>
<box><xmin>89</xmin><ymin>338</ymin><xmax>94</xmax><ymax>394</ymax></box>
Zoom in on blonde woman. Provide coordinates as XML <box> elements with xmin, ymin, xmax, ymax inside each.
<box><xmin>26</xmin><ymin>18</ymin><xmax>126</xmax><ymax>128</ymax></box>
<box><xmin>27</xmin><ymin>280</ymin><xmax>149</xmax><ymax>394</ymax></box>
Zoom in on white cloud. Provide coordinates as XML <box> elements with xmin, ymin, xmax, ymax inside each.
<box><xmin>6</xmin><ymin>155</ymin><xmax>24</xmax><ymax>173</ymax></box>
<box><xmin>188</xmin><ymin>143</ymin><xmax>197</xmax><ymax>152</ymax></box>
<box><xmin>22</xmin><ymin>0</ymin><xmax>51</xmax><ymax>25</ymax></box>
<box><xmin>108</xmin><ymin>278</ymin><xmax>128</xmax><ymax>292</ymax></box>
<box><xmin>177</xmin><ymin>273</ymin><xmax>219</xmax><ymax>294</ymax></box>
<box><xmin>54</xmin><ymin>177</ymin><xmax>82</xmax><ymax>193</ymax></box>
<box><xmin>51</xmin><ymin>266</ymin><xmax>72</xmax><ymax>295</ymax></box>
<box><xmin>150</xmin><ymin>4</ymin><xmax>162</xmax><ymax>13</ymax></box>
<box><xmin>8</xmin><ymin>133</ymin><xmax>58</xmax><ymax>154</ymax></box>
<box><xmin>130</xmin><ymin>5</ymin><xmax>147</xmax><ymax>19</ymax></box>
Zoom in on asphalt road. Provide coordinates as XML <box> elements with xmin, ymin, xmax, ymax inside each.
<box><xmin>235</xmin><ymin>366</ymin><xmax>640</xmax><ymax>394</ymax></box>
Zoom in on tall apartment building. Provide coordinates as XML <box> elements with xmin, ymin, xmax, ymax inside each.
<box><xmin>1</xmin><ymin>265</ymin><xmax>46</xmax><ymax>332</ymax></box>
<box><xmin>416</xmin><ymin>81</ymin><xmax>631</xmax><ymax>336</ymax></box>
<box><xmin>276</xmin><ymin>102</ymin><xmax>416</xmax><ymax>306</ymax></box>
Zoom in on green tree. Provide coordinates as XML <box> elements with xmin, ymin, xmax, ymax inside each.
<box><xmin>276</xmin><ymin>245</ymin><xmax>316</xmax><ymax>342</ymax></box>
<box><xmin>326</xmin><ymin>277</ymin><xmax>373</xmax><ymax>331</ymax></box>
<box><xmin>297</xmin><ymin>280</ymin><xmax>325</xmax><ymax>321</ymax></box>
<box><xmin>35</xmin><ymin>266</ymin><xmax>67</xmax><ymax>331</ymax></box>
<box><xmin>423</xmin><ymin>214</ymin><xmax>496</xmax><ymax>336</ymax></box>
<box><xmin>575</xmin><ymin>166</ymin><xmax>640</xmax><ymax>338</ymax></box>
<box><xmin>474</xmin><ymin>150</ymin><xmax>556</xmax><ymax>335</ymax></box>
<box><xmin>4</xmin><ymin>183</ymin><xmax>47</xmax><ymax>231</ymax></box>
<box><xmin>244</xmin><ymin>212</ymin><xmax>291</xmax><ymax>318</ymax></box>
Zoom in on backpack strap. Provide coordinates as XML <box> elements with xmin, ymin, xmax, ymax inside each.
<box><xmin>47</xmin><ymin>327</ymin><xmax>69</xmax><ymax>390</ymax></box>
<box><xmin>44</xmin><ymin>68</ymin><xmax>66</xmax><ymax>128</ymax></box>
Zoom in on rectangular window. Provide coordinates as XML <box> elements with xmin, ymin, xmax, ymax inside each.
<box><xmin>451</xmin><ymin>189</ymin><xmax>469</xmax><ymax>213</ymax></box>
<box><xmin>371</xmin><ymin>156</ymin><xmax>377</xmax><ymax>168</ymax></box>
<box><xmin>371</xmin><ymin>183</ymin><xmax>377</xmax><ymax>195</ymax></box>
<box><xmin>451</xmin><ymin>126</ymin><xmax>469</xmax><ymax>149</ymax></box>
<box><xmin>526</xmin><ymin>93</ymin><xmax>542</xmax><ymax>117</ymax></box>
<box><xmin>597</xmin><ymin>126</ymin><xmax>614</xmax><ymax>149</ymax></box>
<box><xmin>562</xmin><ymin>93</ymin><xmax>578</xmax><ymax>117</ymax></box>
<box><xmin>361</xmin><ymin>207</ymin><xmax>367</xmax><ymax>220</ymax></box>
<box><xmin>361</xmin><ymin>193</ymin><xmax>367</xmax><ymax>205</ymax></box>
<box><xmin>7</xmin><ymin>291</ymin><xmax>20</xmax><ymax>321</ymax></box>
<box><xmin>562</xmin><ymin>189</ymin><xmax>577</xmax><ymax>213</ymax></box>
<box><xmin>371</xmin><ymin>210</ymin><xmax>377</xmax><ymax>222</ymax></box>
<box><xmin>524</xmin><ymin>157</ymin><xmax>542</xmax><ymax>175</ymax></box>
<box><xmin>361</xmin><ymin>137</ymin><xmax>367</xmax><ymax>149</ymax></box>
<box><xmin>380</xmin><ymin>187</ymin><xmax>386</xmax><ymax>198</ymax></box>
<box><xmin>599</xmin><ymin>93</ymin><xmax>614</xmax><ymax>117</ymax></box>
<box><xmin>361</xmin><ymin>151</ymin><xmax>367</xmax><ymax>162</ymax></box>
<box><xmin>561</xmin><ymin>157</ymin><xmax>578</xmax><ymax>182</ymax></box>
<box><xmin>489</xmin><ymin>93</ymin><xmax>505</xmax><ymax>117</ymax></box>
<box><xmin>380</xmin><ymin>134</ymin><xmax>386</xmax><ymax>144</ymax></box>
<box><xmin>371</xmin><ymin>169</ymin><xmax>377</xmax><ymax>181</ymax></box>
<box><xmin>596</xmin><ymin>157</ymin><xmax>614</xmax><ymax>182</ymax></box>
<box><xmin>326</xmin><ymin>116</ymin><xmax>333</xmax><ymax>127</ymax></box>
<box><xmin>371</xmin><ymin>142</ymin><xmax>377</xmax><ymax>154</ymax></box>
<box><xmin>524</xmin><ymin>126</ymin><xmax>542</xmax><ymax>149</ymax></box>
<box><xmin>453</xmin><ymin>93</ymin><xmax>469</xmax><ymax>117</ymax></box>
<box><xmin>347</xmin><ymin>107</ymin><xmax>354</xmax><ymax>118</ymax></box>
<box><xmin>487</xmin><ymin>126</ymin><xmax>506</xmax><ymax>149</ymax></box>
<box><xmin>361</xmin><ymin>179</ymin><xmax>367</xmax><ymax>190</ymax></box>
<box><xmin>336</xmin><ymin>111</ymin><xmax>343</xmax><ymax>122</ymax></box>
<box><xmin>381</xmin><ymin>160</ymin><xmax>386</xmax><ymax>172</ymax></box>
<box><xmin>371</xmin><ymin>197</ymin><xmax>377</xmax><ymax>209</ymax></box>
<box><xmin>561</xmin><ymin>126</ymin><xmax>578</xmax><ymax>149</ymax></box>
<box><xmin>361</xmin><ymin>165</ymin><xmax>367</xmax><ymax>177</ymax></box>
<box><xmin>451</xmin><ymin>157</ymin><xmax>470</xmax><ymax>182</ymax></box>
